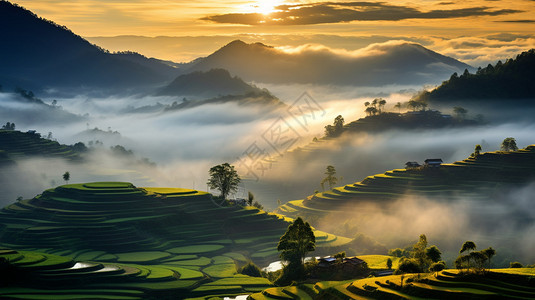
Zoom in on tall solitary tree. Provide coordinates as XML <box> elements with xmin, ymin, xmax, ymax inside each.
<box><xmin>277</xmin><ymin>217</ymin><xmax>315</xmax><ymax>281</ymax></box>
<box><xmin>62</xmin><ymin>171</ymin><xmax>70</xmax><ymax>184</ymax></box>
<box><xmin>207</xmin><ymin>163</ymin><xmax>241</xmax><ymax>201</ymax></box>
<box><xmin>394</xmin><ymin>102</ymin><xmax>402</xmax><ymax>114</ymax></box>
<box><xmin>321</xmin><ymin>165</ymin><xmax>338</xmax><ymax>191</ymax></box>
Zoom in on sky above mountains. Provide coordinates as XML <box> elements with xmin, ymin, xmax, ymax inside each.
<box><xmin>9</xmin><ymin>0</ymin><xmax>535</xmax><ymax>64</ymax></box>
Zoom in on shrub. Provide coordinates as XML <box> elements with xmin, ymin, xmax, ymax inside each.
<box><xmin>510</xmin><ymin>262</ymin><xmax>523</xmax><ymax>268</ymax></box>
<box><xmin>238</xmin><ymin>262</ymin><xmax>263</xmax><ymax>277</ymax></box>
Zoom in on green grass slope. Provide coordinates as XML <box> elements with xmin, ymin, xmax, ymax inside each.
<box><xmin>0</xmin><ymin>182</ymin><xmax>350</xmax><ymax>298</ymax></box>
<box><xmin>250</xmin><ymin>269</ymin><xmax>535</xmax><ymax>299</ymax></box>
<box><xmin>276</xmin><ymin>146</ymin><xmax>535</xmax><ymax>219</ymax></box>
<box><xmin>0</xmin><ymin>130</ymin><xmax>82</xmax><ymax>161</ymax></box>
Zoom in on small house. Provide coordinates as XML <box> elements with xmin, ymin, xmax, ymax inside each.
<box><xmin>424</xmin><ymin>158</ymin><xmax>443</xmax><ymax>168</ymax></box>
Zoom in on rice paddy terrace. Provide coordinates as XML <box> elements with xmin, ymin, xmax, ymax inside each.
<box><xmin>0</xmin><ymin>182</ymin><xmax>350</xmax><ymax>299</ymax></box>
<box><xmin>0</xmin><ymin>130</ymin><xmax>81</xmax><ymax>161</ymax></box>
<box><xmin>249</xmin><ymin>269</ymin><xmax>535</xmax><ymax>299</ymax></box>
<box><xmin>276</xmin><ymin>145</ymin><xmax>535</xmax><ymax>219</ymax></box>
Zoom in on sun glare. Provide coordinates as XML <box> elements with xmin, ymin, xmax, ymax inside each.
<box><xmin>253</xmin><ymin>0</ymin><xmax>282</xmax><ymax>15</ymax></box>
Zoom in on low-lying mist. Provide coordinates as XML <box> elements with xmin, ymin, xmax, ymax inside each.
<box><xmin>1</xmin><ymin>85</ymin><xmax>534</xmax><ymax>267</ymax></box>
<box><xmin>316</xmin><ymin>182</ymin><xmax>535</xmax><ymax>266</ymax></box>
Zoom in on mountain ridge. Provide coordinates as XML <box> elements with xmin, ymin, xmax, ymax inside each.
<box><xmin>183</xmin><ymin>39</ymin><xmax>473</xmax><ymax>86</ymax></box>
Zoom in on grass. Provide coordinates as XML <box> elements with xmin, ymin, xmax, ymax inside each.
<box><xmin>202</xmin><ymin>263</ymin><xmax>237</xmax><ymax>278</ymax></box>
<box><xmin>114</xmin><ymin>251</ymin><xmax>171</xmax><ymax>263</ymax></box>
<box><xmin>358</xmin><ymin>255</ymin><xmax>400</xmax><ymax>269</ymax></box>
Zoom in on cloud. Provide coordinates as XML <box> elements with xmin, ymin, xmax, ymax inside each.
<box><xmin>202</xmin><ymin>2</ymin><xmax>522</xmax><ymax>25</ymax></box>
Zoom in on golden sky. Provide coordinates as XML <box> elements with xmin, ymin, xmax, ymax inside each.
<box><xmin>9</xmin><ymin>0</ymin><xmax>535</xmax><ymax>64</ymax></box>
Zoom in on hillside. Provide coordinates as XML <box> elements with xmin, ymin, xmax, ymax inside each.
<box><xmin>417</xmin><ymin>49</ymin><xmax>535</xmax><ymax>103</ymax></box>
<box><xmin>0</xmin><ymin>1</ymin><xmax>178</xmax><ymax>95</ymax></box>
<box><xmin>276</xmin><ymin>145</ymin><xmax>535</xmax><ymax>219</ymax></box>
<box><xmin>0</xmin><ymin>129</ymin><xmax>83</xmax><ymax>162</ymax></box>
<box><xmin>250</xmin><ymin>269</ymin><xmax>535</xmax><ymax>299</ymax></box>
<box><xmin>0</xmin><ymin>182</ymin><xmax>350</xmax><ymax>298</ymax></box>
<box><xmin>183</xmin><ymin>40</ymin><xmax>473</xmax><ymax>86</ymax></box>
<box><xmin>336</xmin><ymin>110</ymin><xmax>482</xmax><ymax>136</ymax></box>
<box><xmin>159</xmin><ymin>68</ymin><xmax>268</xmax><ymax>99</ymax></box>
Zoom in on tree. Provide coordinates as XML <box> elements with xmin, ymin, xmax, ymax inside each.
<box><xmin>425</xmin><ymin>245</ymin><xmax>442</xmax><ymax>263</ymax></box>
<box><xmin>482</xmin><ymin>247</ymin><xmax>496</xmax><ymax>269</ymax></box>
<box><xmin>453</xmin><ymin>106</ymin><xmax>468</xmax><ymax>120</ymax></box>
<box><xmin>321</xmin><ymin>165</ymin><xmax>338</xmax><ymax>191</ymax></box>
<box><xmin>510</xmin><ymin>262</ymin><xmax>523</xmax><ymax>268</ymax></box>
<box><xmin>207</xmin><ymin>163</ymin><xmax>241</xmax><ymax>201</ymax></box>
<box><xmin>238</xmin><ymin>262</ymin><xmax>262</xmax><ymax>277</ymax></box>
<box><xmin>460</xmin><ymin>241</ymin><xmax>476</xmax><ymax>254</ymax></box>
<box><xmin>501</xmin><ymin>137</ymin><xmax>518</xmax><ymax>151</ymax></box>
<box><xmin>1</xmin><ymin>122</ymin><xmax>15</xmax><ymax>130</ymax></box>
<box><xmin>277</xmin><ymin>217</ymin><xmax>315</xmax><ymax>281</ymax></box>
<box><xmin>324</xmin><ymin>115</ymin><xmax>345</xmax><ymax>137</ymax></box>
<box><xmin>397</xmin><ymin>258</ymin><xmax>420</xmax><ymax>274</ymax></box>
<box><xmin>412</xmin><ymin>234</ymin><xmax>428</xmax><ymax>272</ymax></box>
<box><xmin>474</xmin><ymin>144</ymin><xmax>482</xmax><ymax>156</ymax></box>
<box><xmin>378</xmin><ymin>98</ymin><xmax>387</xmax><ymax>113</ymax></box>
<box><xmin>247</xmin><ymin>191</ymin><xmax>254</xmax><ymax>206</ymax></box>
<box><xmin>394</xmin><ymin>102</ymin><xmax>402</xmax><ymax>113</ymax></box>
<box><xmin>62</xmin><ymin>171</ymin><xmax>70</xmax><ymax>184</ymax></box>
<box><xmin>429</xmin><ymin>262</ymin><xmax>445</xmax><ymax>276</ymax></box>
<box><xmin>386</xmin><ymin>258</ymin><xmax>393</xmax><ymax>270</ymax></box>
<box><xmin>458</xmin><ymin>241</ymin><xmax>476</xmax><ymax>272</ymax></box>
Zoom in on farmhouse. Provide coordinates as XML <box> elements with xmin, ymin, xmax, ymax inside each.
<box><xmin>424</xmin><ymin>158</ymin><xmax>443</xmax><ymax>168</ymax></box>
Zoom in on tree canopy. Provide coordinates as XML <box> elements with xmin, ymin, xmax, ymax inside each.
<box><xmin>207</xmin><ymin>163</ymin><xmax>241</xmax><ymax>201</ymax></box>
<box><xmin>501</xmin><ymin>137</ymin><xmax>518</xmax><ymax>152</ymax></box>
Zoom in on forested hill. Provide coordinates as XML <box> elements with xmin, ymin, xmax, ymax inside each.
<box><xmin>417</xmin><ymin>49</ymin><xmax>535</xmax><ymax>103</ymax></box>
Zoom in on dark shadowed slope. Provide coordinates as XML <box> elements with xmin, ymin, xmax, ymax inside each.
<box><xmin>184</xmin><ymin>40</ymin><xmax>473</xmax><ymax>86</ymax></box>
<box><xmin>159</xmin><ymin>68</ymin><xmax>268</xmax><ymax>99</ymax></box>
<box><xmin>417</xmin><ymin>49</ymin><xmax>535</xmax><ymax>104</ymax></box>
<box><xmin>0</xmin><ymin>1</ymin><xmax>178</xmax><ymax>95</ymax></box>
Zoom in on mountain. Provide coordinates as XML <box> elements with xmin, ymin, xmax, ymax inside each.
<box><xmin>0</xmin><ymin>1</ymin><xmax>178</xmax><ymax>95</ymax></box>
<box><xmin>183</xmin><ymin>40</ymin><xmax>473</xmax><ymax>86</ymax></box>
<box><xmin>416</xmin><ymin>49</ymin><xmax>535</xmax><ymax>104</ymax></box>
<box><xmin>159</xmin><ymin>68</ymin><xmax>268</xmax><ymax>99</ymax></box>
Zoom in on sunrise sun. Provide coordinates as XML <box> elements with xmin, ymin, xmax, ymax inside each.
<box><xmin>253</xmin><ymin>0</ymin><xmax>282</xmax><ymax>15</ymax></box>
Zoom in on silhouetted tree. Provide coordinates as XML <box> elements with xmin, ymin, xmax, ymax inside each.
<box><xmin>394</xmin><ymin>102</ymin><xmax>402</xmax><ymax>113</ymax></box>
<box><xmin>474</xmin><ymin>144</ymin><xmax>482</xmax><ymax>156</ymax></box>
<box><xmin>207</xmin><ymin>163</ymin><xmax>241</xmax><ymax>201</ymax></box>
<box><xmin>426</xmin><ymin>245</ymin><xmax>442</xmax><ymax>263</ymax></box>
<box><xmin>324</xmin><ymin>115</ymin><xmax>345</xmax><ymax>137</ymax></box>
<box><xmin>482</xmin><ymin>247</ymin><xmax>496</xmax><ymax>269</ymax></box>
<box><xmin>321</xmin><ymin>165</ymin><xmax>338</xmax><ymax>191</ymax></box>
<box><xmin>412</xmin><ymin>234</ymin><xmax>428</xmax><ymax>271</ymax></box>
<box><xmin>386</xmin><ymin>258</ymin><xmax>393</xmax><ymax>270</ymax></box>
<box><xmin>247</xmin><ymin>191</ymin><xmax>254</xmax><ymax>206</ymax></box>
<box><xmin>63</xmin><ymin>171</ymin><xmax>70</xmax><ymax>184</ymax></box>
<box><xmin>378</xmin><ymin>98</ymin><xmax>387</xmax><ymax>113</ymax></box>
<box><xmin>501</xmin><ymin>137</ymin><xmax>518</xmax><ymax>151</ymax></box>
<box><xmin>1</xmin><ymin>122</ymin><xmax>15</xmax><ymax>130</ymax></box>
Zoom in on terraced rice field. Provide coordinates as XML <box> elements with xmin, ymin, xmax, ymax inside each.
<box><xmin>0</xmin><ymin>130</ymin><xmax>81</xmax><ymax>161</ymax></box>
<box><xmin>250</xmin><ymin>269</ymin><xmax>535</xmax><ymax>299</ymax></box>
<box><xmin>276</xmin><ymin>146</ymin><xmax>535</xmax><ymax>219</ymax></box>
<box><xmin>0</xmin><ymin>182</ymin><xmax>350</xmax><ymax>298</ymax></box>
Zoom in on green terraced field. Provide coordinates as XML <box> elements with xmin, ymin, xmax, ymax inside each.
<box><xmin>0</xmin><ymin>183</ymin><xmax>350</xmax><ymax>299</ymax></box>
<box><xmin>0</xmin><ymin>130</ymin><xmax>82</xmax><ymax>161</ymax></box>
<box><xmin>250</xmin><ymin>269</ymin><xmax>535</xmax><ymax>299</ymax></box>
<box><xmin>276</xmin><ymin>146</ymin><xmax>535</xmax><ymax>220</ymax></box>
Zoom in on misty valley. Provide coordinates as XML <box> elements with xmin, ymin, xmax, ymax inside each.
<box><xmin>1</xmin><ymin>1</ymin><xmax>535</xmax><ymax>299</ymax></box>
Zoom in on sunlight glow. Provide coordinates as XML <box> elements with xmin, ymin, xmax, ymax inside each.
<box><xmin>253</xmin><ymin>0</ymin><xmax>283</xmax><ymax>15</ymax></box>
